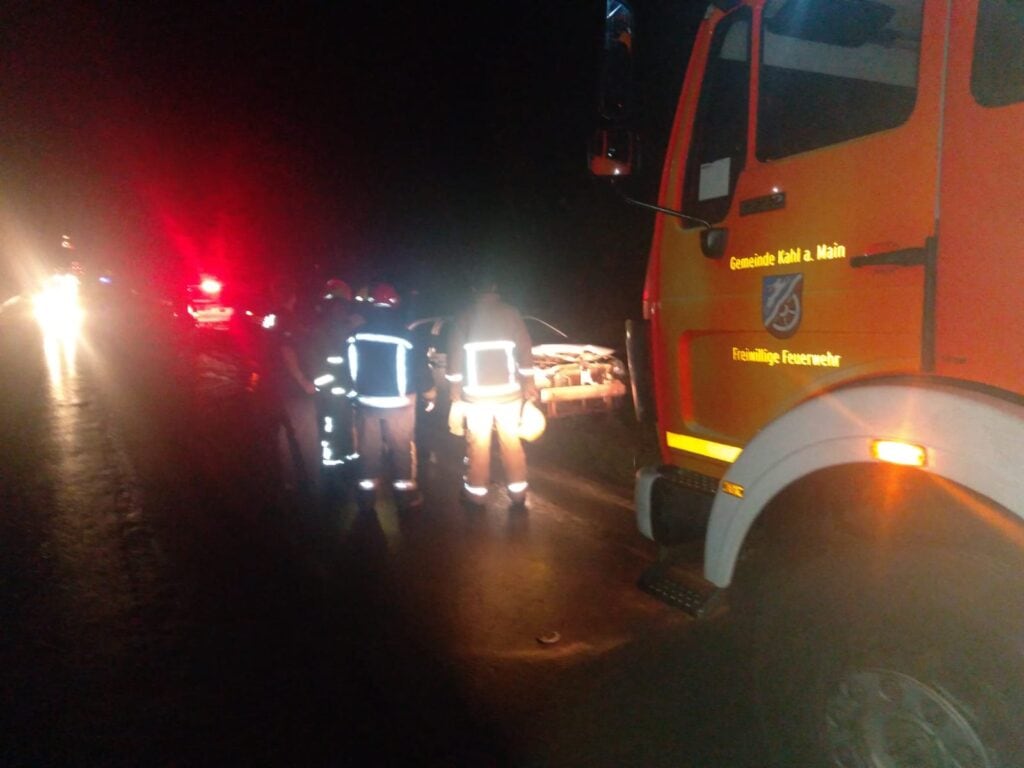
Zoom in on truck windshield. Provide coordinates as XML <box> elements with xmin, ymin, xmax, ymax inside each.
<box><xmin>757</xmin><ymin>0</ymin><xmax>922</xmax><ymax>160</ymax></box>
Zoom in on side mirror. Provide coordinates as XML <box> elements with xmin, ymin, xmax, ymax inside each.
<box><xmin>700</xmin><ymin>227</ymin><xmax>728</xmax><ymax>259</ymax></box>
<box><xmin>588</xmin><ymin>128</ymin><xmax>637</xmax><ymax>178</ymax></box>
<box><xmin>599</xmin><ymin>0</ymin><xmax>635</xmax><ymax>121</ymax></box>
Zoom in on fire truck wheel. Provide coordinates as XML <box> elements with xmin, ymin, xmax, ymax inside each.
<box><xmin>753</xmin><ymin>546</ymin><xmax>1024</xmax><ymax>768</ymax></box>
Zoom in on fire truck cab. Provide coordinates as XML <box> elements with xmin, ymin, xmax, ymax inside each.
<box><xmin>596</xmin><ymin>0</ymin><xmax>1024</xmax><ymax>763</ymax></box>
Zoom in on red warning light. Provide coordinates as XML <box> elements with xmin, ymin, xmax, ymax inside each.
<box><xmin>199</xmin><ymin>277</ymin><xmax>223</xmax><ymax>295</ymax></box>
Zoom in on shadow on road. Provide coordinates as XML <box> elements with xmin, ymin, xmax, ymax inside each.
<box><xmin>2</xmin><ymin>305</ymin><xmax>761</xmax><ymax>767</ymax></box>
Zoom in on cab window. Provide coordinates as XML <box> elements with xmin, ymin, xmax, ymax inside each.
<box><xmin>681</xmin><ymin>8</ymin><xmax>751</xmax><ymax>225</ymax></box>
<box><xmin>972</xmin><ymin>0</ymin><xmax>1024</xmax><ymax>107</ymax></box>
<box><xmin>757</xmin><ymin>0</ymin><xmax>922</xmax><ymax>161</ymax></box>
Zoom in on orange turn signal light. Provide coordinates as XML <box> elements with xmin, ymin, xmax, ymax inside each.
<box><xmin>720</xmin><ymin>480</ymin><xmax>744</xmax><ymax>498</ymax></box>
<box><xmin>871</xmin><ymin>439</ymin><xmax>927</xmax><ymax>467</ymax></box>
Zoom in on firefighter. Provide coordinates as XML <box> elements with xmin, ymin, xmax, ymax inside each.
<box><xmin>320</xmin><ymin>278</ymin><xmax>364</xmax><ymax>339</ymax></box>
<box><xmin>312</xmin><ymin>278</ymin><xmax>364</xmax><ymax>476</ymax></box>
<box><xmin>262</xmin><ymin>275</ymin><xmax>320</xmax><ymax>500</ymax></box>
<box><xmin>348</xmin><ymin>281</ymin><xmax>434</xmax><ymax>511</ymax></box>
<box><xmin>446</xmin><ymin>271</ymin><xmax>537</xmax><ymax>510</ymax></box>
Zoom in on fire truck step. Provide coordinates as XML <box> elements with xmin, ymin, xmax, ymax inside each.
<box><xmin>638</xmin><ymin>563</ymin><xmax>722</xmax><ymax>618</ymax></box>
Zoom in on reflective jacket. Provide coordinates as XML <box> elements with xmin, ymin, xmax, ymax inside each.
<box><xmin>447</xmin><ymin>292</ymin><xmax>533</xmax><ymax>404</ymax></box>
<box><xmin>312</xmin><ymin>306</ymin><xmax>364</xmax><ymax>399</ymax></box>
<box><xmin>347</xmin><ymin>308</ymin><xmax>431</xmax><ymax>408</ymax></box>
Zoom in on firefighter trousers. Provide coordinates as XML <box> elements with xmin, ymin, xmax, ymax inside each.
<box><xmin>463</xmin><ymin>398</ymin><xmax>526</xmax><ymax>494</ymax></box>
<box><xmin>355</xmin><ymin>402</ymin><xmax>417</xmax><ymax>488</ymax></box>
<box><xmin>276</xmin><ymin>394</ymin><xmax>320</xmax><ymax>495</ymax></box>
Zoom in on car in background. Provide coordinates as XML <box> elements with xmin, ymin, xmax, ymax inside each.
<box><xmin>408</xmin><ymin>315</ymin><xmax>627</xmax><ymax>418</ymax></box>
<box><xmin>170</xmin><ymin>275</ymin><xmax>272</xmax><ymax>399</ymax></box>
<box><xmin>185</xmin><ymin>276</ymin><xmax>234</xmax><ymax>328</ymax></box>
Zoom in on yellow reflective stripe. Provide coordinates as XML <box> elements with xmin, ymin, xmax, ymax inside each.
<box><xmin>352</xmin><ymin>332</ymin><xmax>413</xmax><ymax>349</ymax></box>
<box><xmin>665</xmin><ymin>432</ymin><xmax>742</xmax><ymax>464</ymax></box>
<box><xmin>464</xmin><ymin>340</ymin><xmax>516</xmax><ymax>352</ymax></box>
<box><xmin>465</xmin><ymin>340</ymin><xmax>517</xmax><ymax>390</ymax></box>
<box><xmin>358</xmin><ymin>395</ymin><xmax>413</xmax><ymax>408</ymax></box>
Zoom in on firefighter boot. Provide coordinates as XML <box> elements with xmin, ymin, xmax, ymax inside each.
<box><xmin>393</xmin><ymin>480</ymin><xmax>423</xmax><ymax>510</ymax></box>
<box><xmin>356</xmin><ymin>479</ymin><xmax>378</xmax><ymax>513</ymax></box>
<box><xmin>460</xmin><ymin>482</ymin><xmax>488</xmax><ymax>508</ymax></box>
<box><xmin>507</xmin><ymin>481</ymin><xmax>528</xmax><ymax>511</ymax></box>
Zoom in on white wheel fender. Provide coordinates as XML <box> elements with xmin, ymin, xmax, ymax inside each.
<box><xmin>704</xmin><ymin>380</ymin><xmax>1024</xmax><ymax>587</ymax></box>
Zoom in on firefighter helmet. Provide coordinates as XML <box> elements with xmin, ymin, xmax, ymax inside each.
<box><xmin>323</xmin><ymin>278</ymin><xmax>352</xmax><ymax>302</ymax></box>
<box><xmin>469</xmin><ymin>265</ymin><xmax>500</xmax><ymax>294</ymax></box>
<box><xmin>366</xmin><ymin>281</ymin><xmax>400</xmax><ymax>307</ymax></box>
<box><xmin>517</xmin><ymin>399</ymin><xmax>547</xmax><ymax>442</ymax></box>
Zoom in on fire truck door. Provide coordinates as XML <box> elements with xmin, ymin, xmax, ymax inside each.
<box><xmin>934</xmin><ymin>1</ymin><xmax>1024</xmax><ymax>394</ymax></box>
<box><xmin>658</xmin><ymin>0</ymin><xmax>946</xmax><ymax>447</ymax></box>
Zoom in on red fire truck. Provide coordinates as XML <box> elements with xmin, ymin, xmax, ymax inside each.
<box><xmin>593</xmin><ymin>1</ymin><xmax>1024</xmax><ymax>764</ymax></box>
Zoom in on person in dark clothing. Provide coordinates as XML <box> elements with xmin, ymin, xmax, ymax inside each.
<box><xmin>348</xmin><ymin>281</ymin><xmax>435</xmax><ymax>511</ymax></box>
<box><xmin>262</xmin><ymin>276</ymin><xmax>320</xmax><ymax>499</ymax></box>
<box><xmin>317</xmin><ymin>277</ymin><xmax>365</xmax><ymax>352</ymax></box>
<box><xmin>311</xmin><ymin>278</ymin><xmax>364</xmax><ymax>475</ymax></box>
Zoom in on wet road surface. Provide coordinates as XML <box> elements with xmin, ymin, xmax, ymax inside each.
<box><xmin>0</xmin><ymin>292</ymin><xmax>763</xmax><ymax>766</ymax></box>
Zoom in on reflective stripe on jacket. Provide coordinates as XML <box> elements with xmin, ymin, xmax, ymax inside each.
<box><xmin>448</xmin><ymin>292</ymin><xmax>533</xmax><ymax>404</ymax></box>
<box><xmin>347</xmin><ymin>307</ymin><xmax>431</xmax><ymax>408</ymax></box>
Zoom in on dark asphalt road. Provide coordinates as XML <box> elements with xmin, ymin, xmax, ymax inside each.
<box><xmin>0</xmin><ymin>290</ymin><xmax>764</xmax><ymax>767</ymax></box>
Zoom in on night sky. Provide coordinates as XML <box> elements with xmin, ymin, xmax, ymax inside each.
<box><xmin>1</xmin><ymin>1</ymin><xmax>702</xmax><ymax>340</ymax></box>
